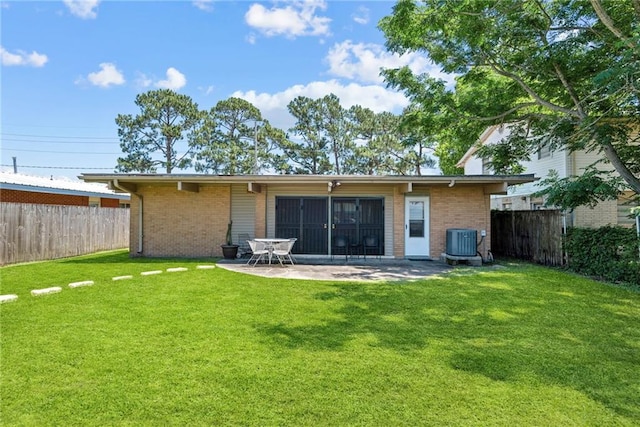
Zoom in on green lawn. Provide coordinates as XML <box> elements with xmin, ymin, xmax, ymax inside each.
<box><xmin>1</xmin><ymin>250</ymin><xmax>639</xmax><ymax>426</ymax></box>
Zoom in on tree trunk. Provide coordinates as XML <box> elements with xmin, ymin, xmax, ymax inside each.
<box><xmin>601</xmin><ymin>141</ymin><xmax>640</xmax><ymax>194</ymax></box>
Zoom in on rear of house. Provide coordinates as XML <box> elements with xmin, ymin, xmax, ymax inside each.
<box><xmin>81</xmin><ymin>174</ymin><xmax>534</xmax><ymax>260</ymax></box>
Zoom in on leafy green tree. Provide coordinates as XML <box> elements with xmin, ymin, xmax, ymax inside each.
<box><xmin>379</xmin><ymin>0</ymin><xmax>640</xmax><ymax>206</ymax></box>
<box><xmin>321</xmin><ymin>94</ymin><xmax>355</xmax><ymax>175</ymax></box>
<box><xmin>397</xmin><ymin>104</ymin><xmax>439</xmax><ymax>175</ymax></box>
<box><xmin>115</xmin><ymin>89</ymin><xmax>201</xmax><ymax>173</ymax></box>
<box><xmin>192</xmin><ymin>97</ymin><xmax>269</xmax><ymax>175</ymax></box>
<box><xmin>285</xmin><ymin>96</ymin><xmax>332</xmax><ymax>174</ymax></box>
<box><xmin>347</xmin><ymin>106</ymin><xmax>402</xmax><ymax>175</ymax></box>
<box><xmin>254</xmin><ymin>121</ymin><xmax>293</xmax><ymax>174</ymax></box>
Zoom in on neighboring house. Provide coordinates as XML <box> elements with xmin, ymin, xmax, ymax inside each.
<box><xmin>457</xmin><ymin>125</ymin><xmax>638</xmax><ymax>228</ymax></box>
<box><xmin>0</xmin><ymin>172</ymin><xmax>130</xmax><ymax>207</ymax></box>
<box><xmin>80</xmin><ymin>173</ymin><xmax>534</xmax><ymax>260</ymax></box>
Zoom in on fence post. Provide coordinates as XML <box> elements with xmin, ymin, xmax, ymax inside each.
<box><xmin>632</xmin><ymin>207</ymin><xmax>640</xmax><ymax>259</ymax></box>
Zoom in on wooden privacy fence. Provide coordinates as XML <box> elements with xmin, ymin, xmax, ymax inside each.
<box><xmin>0</xmin><ymin>203</ymin><xmax>129</xmax><ymax>266</ymax></box>
<box><xmin>491</xmin><ymin>210</ymin><xmax>565</xmax><ymax>266</ymax></box>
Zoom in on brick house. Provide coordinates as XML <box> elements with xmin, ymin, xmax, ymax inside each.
<box><xmin>457</xmin><ymin>125</ymin><xmax>639</xmax><ymax>228</ymax></box>
<box><xmin>80</xmin><ymin>174</ymin><xmax>533</xmax><ymax>259</ymax></box>
<box><xmin>1</xmin><ymin>172</ymin><xmax>130</xmax><ymax>207</ymax></box>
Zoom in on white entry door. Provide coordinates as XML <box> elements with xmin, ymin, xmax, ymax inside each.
<box><xmin>405</xmin><ymin>197</ymin><xmax>430</xmax><ymax>257</ymax></box>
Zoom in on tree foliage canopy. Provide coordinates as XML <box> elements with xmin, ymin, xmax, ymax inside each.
<box><xmin>116</xmin><ymin>91</ymin><xmax>438</xmax><ymax>176</ymax></box>
<box><xmin>379</xmin><ymin>0</ymin><xmax>640</xmax><ymax>208</ymax></box>
<box><xmin>115</xmin><ymin>89</ymin><xmax>201</xmax><ymax>174</ymax></box>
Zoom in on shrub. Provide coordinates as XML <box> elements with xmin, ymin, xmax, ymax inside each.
<box><xmin>566</xmin><ymin>226</ymin><xmax>640</xmax><ymax>286</ymax></box>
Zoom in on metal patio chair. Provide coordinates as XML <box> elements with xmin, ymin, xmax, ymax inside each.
<box><xmin>363</xmin><ymin>235</ymin><xmax>381</xmax><ymax>260</ymax></box>
<box><xmin>272</xmin><ymin>239</ymin><xmax>296</xmax><ymax>266</ymax></box>
<box><xmin>332</xmin><ymin>235</ymin><xmax>349</xmax><ymax>261</ymax></box>
<box><xmin>247</xmin><ymin>240</ymin><xmax>269</xmax><ymax>266</ymax></box>
<box><xmin>238</xmin><ymin>233</ymin><xmax>252</xmax><ymax>258</ymax></box>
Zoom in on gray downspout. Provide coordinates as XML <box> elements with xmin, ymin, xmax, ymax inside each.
<box><xmin>113</xmin><ymin>179</ymin><xmax>143</xmax><ymax>254</ymax></box>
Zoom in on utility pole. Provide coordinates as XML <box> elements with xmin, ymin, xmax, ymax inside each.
<box><xmin>254</xmin><ymin>121</ymin><xmax>258</xmax><ymax>174</ymax></box>
<box><xmin>254</xmin><ymin>120</ymin><xmax>263</xmax><ymax>175</ymax></box>
<box><xmin>12</xmin><ymin>157</ymin><xmax>17</xmax><ymax>174</ymax></box>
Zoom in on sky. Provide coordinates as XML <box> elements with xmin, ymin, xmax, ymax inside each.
<box><xmin>1</xmin><ymin>0</ymin><xmax>453</xmax><ymax>180</ymax></box>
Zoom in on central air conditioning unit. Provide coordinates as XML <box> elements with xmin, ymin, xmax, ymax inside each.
<box><xmin>446</xmin><ymin>229</ymin><xmax>477</xmax><ymax>256</ymax></box>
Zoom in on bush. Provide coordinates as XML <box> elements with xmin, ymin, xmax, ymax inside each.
<box><xmin>566</xmin><ymin>226</ymin><xmax>640</xmax><ymax>286</ymax></box>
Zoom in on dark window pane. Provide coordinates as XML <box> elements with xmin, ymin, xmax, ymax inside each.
<box><xmin>409</xmin><ymin>220</ymin><xmax>424</xmax><ymax>237</ymax></box>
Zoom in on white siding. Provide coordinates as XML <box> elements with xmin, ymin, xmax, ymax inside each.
<box><xmin>509</xmin><ymin>146</ymin><xmax>569</xmax><ymax>197</ymax></box>
<box><xmin>462</xmin><ymin>125</ymin><xmax>511</xmax><ymax>175</ymax></box>
<box><xmin>571</xmin><ymin>149</ymin><xmax>615</xmax><ymax>175</ymax></box>
<box><xmin>231</xmin><ymin>184</ymin><xmax>256</xmax><ymax>243</ymax></box>
<box><xmin>464</xmin><ymin>157</ymin><xmax>484</xmax><ymax>175</ymax></box>
<box><xmin>464</xmin><ymin>125</ymin><xmax>570</xmax><ymax>204</ymax></box>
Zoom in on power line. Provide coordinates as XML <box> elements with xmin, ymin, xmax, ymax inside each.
<box><xmin>1</xmin><ymin>138</ymin><xmax>119</xmax><ymax>144</ymax></box>
<box><xmin>0</xmin><ymin>164</ymin><xmax>115</xmax><ymax>170</ymax></box>
<box><xmin>2</xmin><ymin>133</ymin><xmax>118</xmax><ymax>140</ymax></box>
<box><xmin>3</xmin><ymin>123</ymin><xmax>115</xmax><ymax>130</ymax></box>
<box><xmin>2</xmin><ymin>148</ymin><xmax>121</xmax><ymax>154</ymax></box>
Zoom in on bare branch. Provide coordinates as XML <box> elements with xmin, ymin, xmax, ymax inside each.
<box><xmin>589</xmin><ymin>0</ymin><xmax>636</xmax><ymax>49</ymax></box>
<box><xmin>601</xmin><ymin>140</ymin><xmax>640</xmax><ymax>193</ymax></box>
<box><xmin>465</xmin><ymin>102</ymin><xmax>540</xmax><ymax>122</ymax></box>
<box><xmin>485</xmin><ymin>58</ymin><xmax>581</xmax><ymax>117</ymax></box>
<box><xmin>532</xmin><ymin>0</ymin><xmax>553</xmax><ymax>26</ymax></box>
<box><xmin>551</xmin><ymin>62</ymin><xmax>586</xmax><ymax>117</ymax></box>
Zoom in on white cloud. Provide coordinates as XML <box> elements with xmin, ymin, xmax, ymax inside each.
<box><xmin>156</xmin><ymin>67</ymin><xmax>187</xmax><ymax>90</ymax></box>
<box><xmin>232</xmin><ymin>79</ymin><xmax>408</xmax><ymax>131</ymax></box>
<box><xmin>63</xmin><ymin>0</ymin><xmax>100</xmax><ymax>19</ymax></box>
<box><xmin>199</xmin><ymin>85</ymin><xmax>215</xmax><ymax>96</ymax></box>
<box><xmin>86</xmin><ymin>62</ymin><xmax>125</xmax><ymax>87</ymax></box>
<box><xmin>246</xmin><ymin>33</ymin><xmax>257</xmax><ymax>45</ymax></box>
<box><xmin>0</xmin><ymin>46</ymin><xmax>48</xmax><ymax>67</ymax></box>
<box><xmin>245</xmin><ymin>0</ymin><xmax>331</xmax><ymax>39</ymax></box>
<box><xmin>352</xmin><ymin>6</ymin><xmax>369</xmax><ymax>25</ymax></box>
<box><xmin>192</xmin><ymin>0</ymin><xmax>213</xmax><ymax>12</ymax></box>
<box><xmin>134</xmin><ymin>72</ymin><xmax>153</xmax><ymax>89</ymax></box>
<box><xmin>325</xmin><ymin>40</ymin><xmax>456</xmax><ymax>88</ymax></box>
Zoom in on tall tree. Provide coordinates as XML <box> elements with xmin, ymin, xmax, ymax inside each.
<box><xmin>192</xmin><ymin>97</ymin><xmax>264</xmax><ymax>175</ymax></box>
<box><xmin>285</xmin><ymin>96</ymin><xmax>332</xmax><ymax>174</ymax></box>
<box><xmin>116</xmin><ymin>89</ymin><xmax>201</xmax><ymax>173</ymax></box>
<box><xmin>397</xmin><ymin>104</ymin><xmax>439</xmax><ymax>175</ymax></box>
<box><xmin>347</xmin><ymin>106</ymin><xmax>398</xmax><ymax>175</ymax></box>
<box><xmin>321</xmin><ymin>94</ymin><xmax>355</xmax><ymax>175</ymax></box>
<box><xmin>380</xmin><ymin>0</ymin><xmax>640</xmax><ymax>206</ymax></box>
<box><xmin>348</xmin><ymin>106</ymin><xmax>437</xmax><ymax>175</ymax></box>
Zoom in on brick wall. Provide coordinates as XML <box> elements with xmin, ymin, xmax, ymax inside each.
<box><xmin>254</xmin><ymin>190</ymin><xmax>266</xmax><ymax>238</ymax></box>
<box><xmin>0</xmin><ymin>188</ymin><xmax>124</xmax><ymax>207</ymax></box>
<box><xmin>100</xmin><ymin>197</ymin><xmax>121</xmax><ymax>208</ymax></box>
<box><xmin>574</xmin><ymin>199</ymin><xmax>618</xmax><ymax>228</ymax></box>
<box><xmin>430</xmin><ymin>185</ymin><xmax>491</xmax><ymax>258</ymax></box>
<box><xmin>130</xmin><ymin>184</ymin><xmax>230</xmax><ymax>258</ymax></box>
<box><xmin>0</xmin><ymin>188</ymin><xmax>89</xmax><ymax>206</ymax></box>
<box><xmin>125</xmin><ymin>182</ymin><xmax>493</xmax><ymax>259</ymax></box>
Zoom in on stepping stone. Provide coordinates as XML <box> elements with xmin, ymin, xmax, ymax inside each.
<box><xmin>0</xmin><ymin>294</ymin><xmax>18</xmax><ymax>304</ymax></box>
<box><xmin>113</xmin><ymin>275</ymin><xmax>133</xmax><ymax>281</ymax></box>
<box><xmin>141</xmin><ymin>270</ymin><xmax>163</xmax><ymax>276</ymax></box>
<box><xmin>31</xmin><ymin>287</ymin><xmax>62</xmax><ymax>296</ymax></box>
<box><xmin>167</xmin><ymin>267</ymin><xmax>188</xmax><ymax>272</ymax></box>
<box><xmin>196</xmin><ymin>265</ymin><xmax>216</xmax><ymax>269</ymax></box>
<box><xmin>69</xmin><ymin>280</ymin><xmax>94</xmax><ymax>288</ymax></box>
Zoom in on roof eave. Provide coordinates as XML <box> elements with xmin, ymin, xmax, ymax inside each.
<box><xmin>80</xmin><ymin>173</ymin><xmax>536</xmax><ymax>192</ymax></box>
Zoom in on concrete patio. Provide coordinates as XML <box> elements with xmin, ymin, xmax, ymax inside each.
<box><xmin>216</xmin><ymin>257</ymin><xmax>452</xmax><ymax>282</ymax></box>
